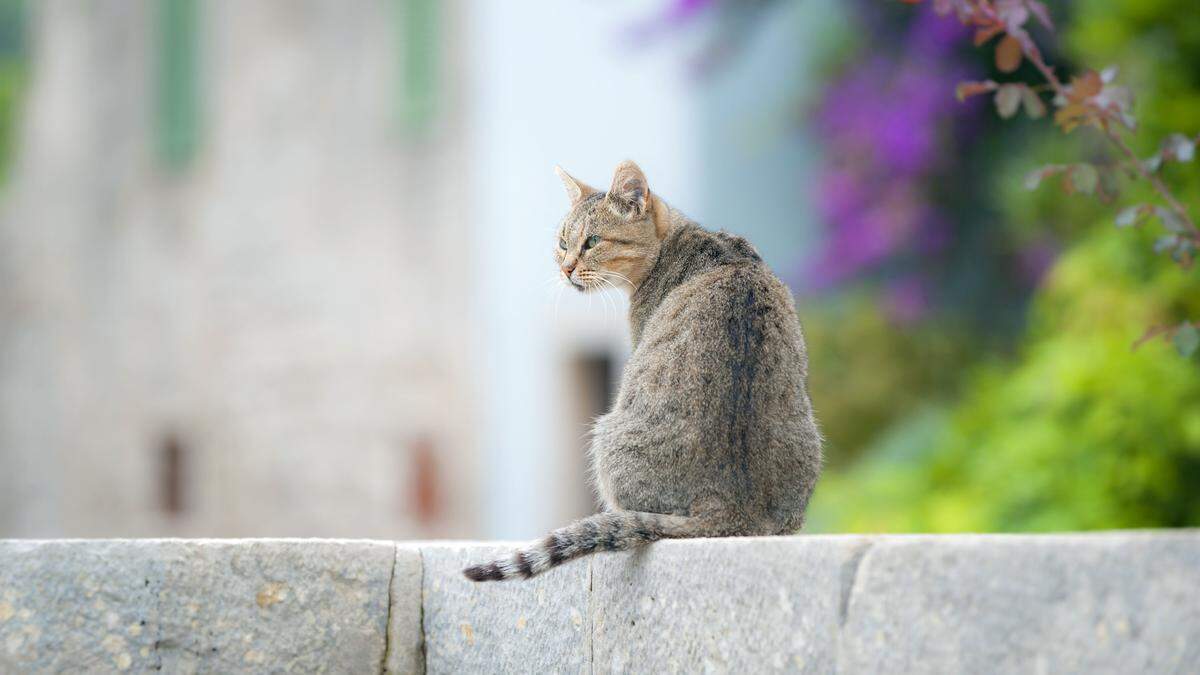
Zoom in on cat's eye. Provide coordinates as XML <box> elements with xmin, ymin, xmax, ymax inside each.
<box><xmin>584</xmin><ymin>235</ymin><xmax>601</xmax><ymax>250</ymax></box>
<box><xmin>558</xmin><ymin>237</ymin><xmax>568</xmax><ymax>250</ymax></box>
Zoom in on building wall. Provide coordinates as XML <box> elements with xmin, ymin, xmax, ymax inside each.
<box><xmin>694</xmin><ymin>0</ymin><xmax>844</xmax><ymax>281</ymax></box>
<box><xmin>0</xmin><ymin>0</ymin><xmax>477</xmax><ymax>538</ymax></box>
<box><xmin>467</xmin><ymin>0</ymin><xmax>698</xmax><ymax>538</ymax></box>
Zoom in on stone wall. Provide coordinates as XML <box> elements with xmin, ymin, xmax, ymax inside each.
<box><xmin>1</xmin><ymin>533</ymin><xmax>1197</xmax><ymax>673</ymax></box>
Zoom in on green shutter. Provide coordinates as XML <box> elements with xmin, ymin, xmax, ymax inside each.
<box><xmin>397</xmin><ymin>0</ymin><xmax>438</xmax><ymax>139</ymax></box>
<box><xmin>157</xmin><ymin>0</ymin><xmax>199</xmax><ymax>170</ymax></box>
<box><xmin>0</xmin><ymin>0</ymin><xmax>26</xmax><ymax>184</ymax></box>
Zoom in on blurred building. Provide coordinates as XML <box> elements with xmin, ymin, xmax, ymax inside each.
<box><xmin>0</xmin><ymin>0</ymin><xmax>836</xmax><ymax>540</ymax></box>
<box><xmin>0</xmin><ymin>0</ymin><xmax>478</xmax><ymax>538</ymax></box>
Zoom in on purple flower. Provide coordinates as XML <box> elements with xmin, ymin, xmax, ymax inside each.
<box><xmin>802</xmin><ymin>0</ymin><xmax>990</xmax><ymax>309</ymax></box>
<box><xmin>908</xmin><ymin>4</ymin><xmax>970</xmax><ymax>58</ymax></box>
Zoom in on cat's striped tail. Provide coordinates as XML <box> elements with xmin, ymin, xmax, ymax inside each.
<box><xmin>462</xmin><ymin>510</ymin><xmax>705</xmax><ymax>582</ymax></box>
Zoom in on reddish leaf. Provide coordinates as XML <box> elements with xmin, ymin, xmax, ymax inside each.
<box><xmin>956</xmin><ymin>80</ymin><xmax>998</xmax><ymax>102</ymax></box>
<box><xmin>974</xmin><ymin>23</ymin><xmax>1005</xmax><ymax>46</ymax></box>
<box><xmin>1070</xmin><ymin>71</ymin><xmax>1104</xmax><ymax>100</ymax></box>
<box><xmin>995</xmin><ymin>34</ymin><xmax>1023</xmax><ymax>73</ymax></box>
<box><xmin>1054</xmin><ymin>102</ymin><xmax>1093</xmax><ymax>133</ymax></box>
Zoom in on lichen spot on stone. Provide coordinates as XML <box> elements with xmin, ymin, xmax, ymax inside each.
<box><xmin>101</xmin><ymin>634</ymin><xmax>126</xmax><ymax>655</ymax></box>
<box><xmin>460</xmin><ymin>622</ymin><xmax>475</xmax><ymax>646</ymax></box>
<box><xmin>0</xmin><ymin>601</ymin><xmax>13</xmax><ymax>622</ymax></box>
<box><xmin>516</xmin><ymin>616</ymin><xmax>527</xmax><ymax>631</ymax></box>
<box><xmin>255</xmin><ymin>582</ymin><xmax>288</xmax><ymax>609</ymax></box>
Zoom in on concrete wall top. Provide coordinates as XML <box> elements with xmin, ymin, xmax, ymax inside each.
<box><xmin>2</xmin><ymin>532</ymin><xmax>1197</xmax><ymax>673</ymax></box>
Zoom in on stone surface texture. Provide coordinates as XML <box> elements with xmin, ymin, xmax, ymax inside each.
<box><xmin>420</xmin><ymin>543</ymin><xmax>591</xmax><ymax>674</ymax></box>
<box><xmin>839</xmin><ymin>533</ymin><xmax>1200</xmax><ymax>674</ymax></box>
<box><xmin>0</xmin><ymin>539</ymin><xmax>395</xmax><ymax>673</ymax></box>
<box><xmin>2</xmin><ymin>534</ymin><xmax>1199</xmax><ymax>673</ymax></box>
<box><xmin>592</xmin><ymin>536</ymin><xmax>873</xmax><ymax>673</ymax></box>
<box><xmin>386</xmin><ymin>545</ymin><xmax>426</xmax><ymax>674</ymax></box>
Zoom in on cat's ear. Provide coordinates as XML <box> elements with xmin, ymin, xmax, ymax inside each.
<box><xmin>608</xmin><ymin>160</ymin><xmax>650</xmax><ymax>215</ymax></box>
<box><xmin>555</xmin><ymin>166</ymin><xmax>598</xmax><ymax>206</ymax></box>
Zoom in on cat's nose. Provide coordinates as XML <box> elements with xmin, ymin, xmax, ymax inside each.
<box><xmin>562</xmin><ymin>261</ymin><xmax>576</xmax><ymax>277</ymax></box>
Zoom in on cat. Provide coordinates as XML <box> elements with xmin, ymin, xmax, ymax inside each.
<box><xmin>463</xmin><ymin>160</ymin><xmax>822</xmax><ymax>581</ymax></box>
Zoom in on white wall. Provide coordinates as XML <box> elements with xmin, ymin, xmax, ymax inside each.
<box><xmin>467</xmin><ymin>0</ymin><xmax>698</xmax><ymax>538</ymax></box>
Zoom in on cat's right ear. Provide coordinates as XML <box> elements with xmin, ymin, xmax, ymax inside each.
<box><xmin>555</xmin><ymin>166</ymin><xmax>598</xmax><ymax>206</ymax></box>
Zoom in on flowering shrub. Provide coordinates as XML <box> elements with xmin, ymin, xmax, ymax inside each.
<box><xmin>649</xmin><ymin>0</ymin><xmax>1198</xmax><ymax>354</ymax></box>
<box><xmin>806</xmin><ymin>0</ymin><xmax>1200</xmax><ymax>533</ymax></box>
<box><xmin>905</xmin><ymin>0</ymin><xmax>1199</xmax><ymax>356</ymax></box>
<box><xmin>809</xmin><ymin>222</ymin><xmax>1200</xmax><ymax>533</ymax></box>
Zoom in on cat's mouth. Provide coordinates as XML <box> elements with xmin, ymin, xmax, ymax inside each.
<box><xmin>563</xmin><ymin>271</ymin><xmax>586</xmax><ymax>292</ymax></box>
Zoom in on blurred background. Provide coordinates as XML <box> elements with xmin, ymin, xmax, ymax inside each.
<box><xmin>0</xmin><ymin>0</ymin><xmax>1196</xmax><ymax>541</ymax></box>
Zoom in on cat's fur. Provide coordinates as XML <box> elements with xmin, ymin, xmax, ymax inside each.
<box><xmin>463</xmin><ymin>161</ymin><xmax>822</xmax><ymax>581</ymax></box>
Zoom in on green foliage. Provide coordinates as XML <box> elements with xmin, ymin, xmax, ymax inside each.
<box><xmin>803</xmin><ymin>298</ymin><xmax>972</xmax><ymax>466</ymax></box>
<box><xmin>810</xmin><ymin>225</ymin><xmax>1200</xmax><ymax>532</ymax></box>
<box><xmin>810</xmin><ymin>0</ymin><xmax>1200</xmax><ymax>532</ymax></box>
<box><xmin>1065</xmin><ymin>0</ymin><xmax>1200</xmax><ymax>145</ymax></box>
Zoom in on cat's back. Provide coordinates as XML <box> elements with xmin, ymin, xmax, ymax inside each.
<box><xmin>625</xmin><ymin>227</ymin><xmax>810</xmax><ymax>417</ymax></box>
<box><xmin>609</xmin><ymin>226</ymin><xmax>818</xmax><ymax>529</ymax></box>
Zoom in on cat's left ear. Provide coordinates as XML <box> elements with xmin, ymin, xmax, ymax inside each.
<box><xmin>608</xmin><ymin>160</ymin><xmax>650</xmax><ymax>215</ymax></box>
<box><xmin>555</xmin><ymin>166</ymin><xmax>598</xmax><ymax>206</ymax></box>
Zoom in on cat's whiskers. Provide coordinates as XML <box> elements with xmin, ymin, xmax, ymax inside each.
<box><xmin>585</xmin><ymin>275</ymin><xmax>605</xmax><ymax>318</ymax></box>
<box><xmin>576</xmin><ymin>270</ymin><xmax>612</xmax><ymax>320</ymax></box>
<box><xmin>596</xmin><ymin>276</ymin><xmax>623</xmax><ymax>320</ymax></box>
<box><xmin>601</xmin><ymin>281</ymin><xmax>618</xmax><ymax>321</ymax></box>
<box><xmin>597</xmin><ymin>269</ymin><xmax>635</xmax><ymax>291</ymax></box>
<box><xmin>541</xmin><ymin>272</ymin><xmax>567</xmax><ymax>294</ymax></box>
<box><xmin>594</xmin><ymin>274</ymin><xmax>625</xmax><ymax>318</ymax></box>
<box><xmin>544</xmin><ymin>273</ymin><xmax>572</xmax><ymax>325</ymax></box>
<box><xmin>587</xmin><ymin>273</ymin><xmax>614</xmax><ymax>319</ymax></box>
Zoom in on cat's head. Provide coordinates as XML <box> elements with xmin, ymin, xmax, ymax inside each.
<box><xmin>553</xmin><ymin>160</ymin><xmax>670</xmax><ymax>293</ymax></box>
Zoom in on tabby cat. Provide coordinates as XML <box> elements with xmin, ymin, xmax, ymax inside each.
<box><xmin>464</xmin><ymin>161</ymin><xmax>822</xmax><ymax>581</ymax></box>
